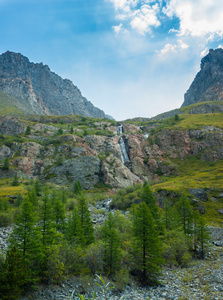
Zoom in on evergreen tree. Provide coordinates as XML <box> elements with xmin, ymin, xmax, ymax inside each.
<box><xmin>34</xmin><ymin>179</ymin><xmax>42</xmax><ymax>196</ymax></box>
<box><xmin>77</xmin><ymin>194</ymin><xmax>95</xmax><ymax>246</ymax></box>
<box><xmin>39</xmin><ymin>190</ymin><xmax>62</xmax><ymax>281</ymax></box>
<box><xmin>12</xmin><ymin>174</ymin><xmax>19</xmax><ymax>186</ymax></box>
<box><xmin>176</xmin><ymin>193</ymin><xmax>193</xmax><ymax>235</ymax></box>
<box><xmin>27</xmin><ymin>186</ymin><xmax>38</xmax><ymax>207</ymax></box>
<box><xmin>51</xmin><ymin>192</ymin><xmax>66</xmax><ymax>231</ymax></box>
<box><xmin>141</xmin><ymin>183</ymin><xmax>164</xmax><ymax>235</ymax></box>
<box><xmin>196</xmin><ymin>215</ymin><xmax>210</xmax><ymax>259</ymax></box>
<box><xmin>10</xmin><ymin>198</ymin><xmax>41</xmax><ymax>260</ymax></box>
<box><xmin>57</xmin><ymin>155</ymin><xmax>63</xmax><ymax>166</ymax></box>
<box><xmin>25</xmin><ymin>125</ymin><xmax>31</xmax><ymax>135</ymax></box>
<box><xmin>73</xmin><ymin>180</ymin><xmax>82</xmax><ymax>195</ymax></box>
<box><xmin>0</xmin><ymin>246</ymin><xmax>30</xmax><ymax>300</ymax></box>
<box><xmin>132</xmin><ymin>202</ymin><xmax>163</xmax><ymax>284</ymax></box>
<box><xmin>101</xmin><ymin>212</ymin><xmax>121</xmax><ymax>275</ymax></box>
<box><xmin>2</xmin><ymin>157</ymin><xmax>9</xmax><ymax>170</ymax></box>
<box><xmin>70</xmin><ymin>126</ymin><xmax>74</xmax><ymax>134</ymax></box>
<box><xmin>66</xmin><ymin>206</ymin><xmax>85</xmax><ymax>245</ymax></box>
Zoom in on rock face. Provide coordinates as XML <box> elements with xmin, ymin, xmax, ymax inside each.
<box><xmin>0</xmin><ymin>51</ymin><xmax>105</xmax><ymax>118</ymax></box>
<box><xmin>182</xmin><ymin>49</ymin><xmax>223</xmax><ymax>107</ymax></box>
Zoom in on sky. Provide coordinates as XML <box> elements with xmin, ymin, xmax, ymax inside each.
<box><xmin>0</xmin><ymin>0</ymin><xmax>223</xmax><ymax>120</ymax></box>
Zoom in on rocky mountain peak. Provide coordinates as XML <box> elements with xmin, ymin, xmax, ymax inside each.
<box><xmin>182</xmin><ymin>48</ymin><xmax>223</xmax><ymax>107</ymax></box>
<box><xmin>0</xmin><ymin>51</ymin><xmax>106</xmax><ymax>118</ymax></box>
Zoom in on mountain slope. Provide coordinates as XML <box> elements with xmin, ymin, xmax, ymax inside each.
<box><xmin>0</xmin><ymin>51</ymin><xmax>105</xmax><ymax>118</ymax></box>
<box><xmin>182</xmin><ymin>48</ymin><xmax>223</xmax><ymax>107</ymax></box>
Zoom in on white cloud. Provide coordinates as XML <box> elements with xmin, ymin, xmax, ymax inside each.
<box><xmin>163</xmin><ymin>0</ymin><xmax>223</xmax><ymax>38</ymax></box>
<box><xmin>200</xmin><ymin>48</ymin><xmax>208</xmax><ymax>57</ymax></box>
<box><xmin>218</xmin><ymin>45</ymin><xmax>223</xmax><ymax>49</ymax></box>
<box><xmin>130</xmin><ymin>4</ymin><xmax>160</xmax><ymax>34</ymax></box>
<box><xmin>113</xmin><ymin>23</ymin><xmax>129</xmax><ymax>34</ymax></box>
<box><xmin>109</xmin><ymin>0</ymin><xmax>162</xmax><ymax>35</ymax></box>
<box><xmin>158</xmin><ymin>39</ymin><xmax>189</xmax><ymax>57</ymax></box>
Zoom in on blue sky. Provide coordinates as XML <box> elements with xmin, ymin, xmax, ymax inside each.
<box><xmin>0</xmin><ymin>0</ymin><xmax>223</xmax><ymax>120</ymax></box>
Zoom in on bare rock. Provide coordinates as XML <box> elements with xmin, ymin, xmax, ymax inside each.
<box><xmin>101</xmin><ymin>154</ymin><xmax>142</xmax><ymax>188</ymax></box>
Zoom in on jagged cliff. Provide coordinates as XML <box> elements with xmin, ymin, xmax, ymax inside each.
<box><xmin>182</xmin><ymin>48</ymin><xmax>223</xmax><ymax>107</ymax></box>
<box><xmin>0</xmin><ymin>114</ymin><xmax>222</xmax><ymax>189</ymax></box>
<box><xmin>0</xmin><ymin>51</ymin><xmax>105</xmax><ymax>118</ymax></box>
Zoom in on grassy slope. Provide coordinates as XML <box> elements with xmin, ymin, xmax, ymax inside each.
<box><xmin>0</xmin><ymin>91</ymin><xmax>29</xmax><ymax>116</ymax></box>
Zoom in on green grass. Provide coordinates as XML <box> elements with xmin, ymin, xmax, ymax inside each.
<box><xmin>0</xmin><ymin>91</ymin><xmax>30</xmax><ymax>116</ymax></box>
<box><xmin>152</xmin><ymin>158</ymin><xmax>223</xmax><ymax>191</ymax></box>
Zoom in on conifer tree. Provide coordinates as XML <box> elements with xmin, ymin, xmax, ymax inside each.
<box><xmin>12</xmin><ymin>174</ymin><xmax>19</xmax><ymax>186</ymax></box>
<box><xmin>73</xmin><ymin>180</ymin><xmax>82</xmax><ymax>195</ymax></box>
<box><xmin>101</xmin><ymin>212</ymin><xmax>121</xmax><ymax>275</ymax></box>
<box><xmin>9</xmin><ymin>198</ymin><xmax>41</xmax><ymax>270</ymax></box>
<box><xmin>66</xmin><ymin>206</ymin><xmax>85</xmax><ymax>246</ymax></box>
<box><xmin>77</xmin><ymin>194</ymin><xmax>95</xmax><ymax>246</ymax></box>
<box><xmin>2</xmin><ymin>157</ymin><xmax>9</xmax><ymax>170</ymax></box>
<box><xmin>141</xmin><ymin>183</ymin><xmax>164</xmax><ymax>235</ymax></box>
<box><xmin>25</xmin><ymin>125</ymin><xmax>31</xmax><ymax>135</ymax></box>
<box><xmin>176</xmin><ymin>193</ymin><xmax>193</xmax><ymax>235</ymax></box>
<box><xmin>132</xmin><ymin>202</ymin><xmax>163</xmax><ymax>284</ymax></box>
<box><xmin>196</xmin><ymin>215</ymin><xmax>210</xmax><ymax>259</ymax></box>
<box><xmin>39</xmin><ymin>189</ymin><xmax>63</xmax><ymax>281</ymax></box>
<box><xmin>0</xmin><ymin>246</ymin><xmax>30</xmax><ymax>299</ymax></box>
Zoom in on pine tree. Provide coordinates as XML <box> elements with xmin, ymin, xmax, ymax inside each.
<box><xmin>0</xmin><ymin>246</ymin><xmax>30</xmax><ymax>299</ymax></box>
<box><xmin>73</xmin><ymin>180</ymin><xmax>82</xmax><ymax>195</ymax></box>
<box><xmin>25</xmin><ymin>125</ymin><xmax>31</xmax><ymax>135</ymax></box>
<box><xmin>52</xmin><ymin>194</ymin><xmax>66</xmax><ymax>231</ymax></box>
<box><xmin>39</xmin><ymin>189</ymin><xmax>63</xmax><ymax>281</ymax></box>
<box><xmin>101</xmin><ymin>212</ymin><xmax>121</xmax><ymax>275</ymax></box>
<box><xmin>132</xmin><ymin>202</ymin><xmax>163</xmax><ymax>284</ymax></box>
<box><xmin>176</xmin><ymin>193</ymin><xmax>193</xmax><ymax>235</ymax></box>
<box><xmin>66</xmin><ymin>206</ymin><xmax>85</xmax><ymax>246</ymax></box>
<box><xmin>9</xmin><ymin>198</ymin><xmax>41</xmax><ymax>267</ymax></box>
<box><xmin>141</xmin><ymin>183</ymin><xmax>164</xmax><ymax>235</ymax></box>
<box><xmin>2</xmin><ymin>157</ymin><xmax>9</xmax><ymax>170</ymax></box>
<box><xmin>12</xmin><ymin>174</ymin><xmax>19</xmax><ymax>186</ymax></box>
<box><xmin>196</xmin><ymin>215</ymin><xmax>210</xmax><ymax>259</ymax></box>
<box><xmin>77</xmin><ymin>194</ymin><xmax>95</xmax><ymax>246</ymax></box>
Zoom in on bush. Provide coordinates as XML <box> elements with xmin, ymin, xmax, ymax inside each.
<box><xmin>163</xmin><ymin>230</ymin><xmax>192</xmax><ymax>267</ymax></box>
<box><xmin>0</xmin><ymin>212</ymin><xmax>14</xmax><ymax>227</ymax></box>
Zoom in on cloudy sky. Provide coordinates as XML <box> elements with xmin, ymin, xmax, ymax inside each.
<box><xmin>0</xmin><ymin>0</ymin><xmax>223</xmax><ymax>120</ymax></box>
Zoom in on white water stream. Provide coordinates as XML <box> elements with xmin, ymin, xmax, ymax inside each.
<box><xmin>117</xmin><ymin>125</ymin><xmax>129</xmax><ymax>164</ymax></box>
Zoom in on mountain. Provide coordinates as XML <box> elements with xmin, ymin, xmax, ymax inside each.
<box><xmin>0</xmin><ymin>51</ymin><xmax>105</xmax><ymax>118</ymax></box>
<box><xmin>182</xmin><ymin>48</ymin><xmax>223</xmax><ymax>107</ymax></box>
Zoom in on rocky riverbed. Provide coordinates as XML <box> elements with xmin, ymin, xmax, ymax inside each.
<box><xmin>18</xmin><ymin>245</ymin><xmax>223</xmax><ymax>300</ymax></box>
<box><xmin>0</xmin><ymin>225</ymin><xmax>222</xmax><ymax>300</ymax></box>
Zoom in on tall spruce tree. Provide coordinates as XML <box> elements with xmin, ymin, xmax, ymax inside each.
<box><xmin>141</xmin><ymin>183</ymin><xmax>164</xmax><ymax>235</ymax></box>
<box><xmin>66</xmin><ymin>206</ymin><xmax>85</xmax><ymax>246</ymax></box>
<box><xmin>9</xmin><ymin>198</ymin><xmax>41</xmax><ymax>273</ymax></box>
<box><xmin>196</xmin><ymin>215</ymin><xmax>210</xmax><ymax>259</ymax></box>
<box><xmin>176</xmin><ymin>193</ymin><xmax>193</xmax><ymax>235</ymax></box>
<box><xmin>77</xmin><ymin>194</ymin><xmax>95</xmax><ymax>246</ymax></box>
<box><xmin>101</xmin><ymin>212</ymin><xmax>121</xmax><ymax>275</ymax></box>
<box><xmin>132</xmin><ymin>202</ymin><xmax>163</xmax><ymax>284</ymax></box>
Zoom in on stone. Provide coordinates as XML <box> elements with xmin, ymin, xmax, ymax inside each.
<box><xmin>189</xmin><ymin>188</ymin><xmax>208</xmax><ymax>201</ymax></box>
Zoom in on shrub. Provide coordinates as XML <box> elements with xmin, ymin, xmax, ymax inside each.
<box><xmin>0</xmin><ymin>211</ymin><xmax>14</xmax><ymax>227</ymax></box>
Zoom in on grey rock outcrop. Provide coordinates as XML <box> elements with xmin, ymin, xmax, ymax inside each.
<box><xmin>182</xmin><ymin>48</ymin><xmax>223</xmax><ymax>107</ymax></box>
<box><xmin>0</xmin><ymin>51</ymin><xmax>105</xmax><ymax>118</ymax></box>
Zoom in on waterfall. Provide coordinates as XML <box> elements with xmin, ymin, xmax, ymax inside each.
<box><xmin>117</xmin><ymin>125</ymin><xmax>129</xmax><ymax>164</ymax></box>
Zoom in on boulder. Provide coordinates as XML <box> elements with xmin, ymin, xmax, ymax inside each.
<box><xmin>189</xmin><ymin>188</ymin><xmax>208</xmax><ymax>201</ymax></box>
<box><xmin>101</xmin><ymin>154</ymin><xmax>142</xmax><ymax>188</ymax></box>
<box><xmin>46</xmin><ymin>156</ymin><xmax>101</xmax><ymax>189</ymax></box>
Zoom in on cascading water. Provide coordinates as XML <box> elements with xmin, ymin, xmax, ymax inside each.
<box><xmin>117</xmin><ymin>125</ymin><xmax>129</xmax><ymax>164</ymax></box>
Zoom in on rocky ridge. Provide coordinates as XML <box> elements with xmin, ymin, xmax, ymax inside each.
<box><xmin>182</xmin><ymin>48</ymin><xmax>223</xmax><ymax>107</ymax></box>
<box><xmin>0</xmin><ymin>51</ymin><xmax>105</xmax><ymax>118</ymax></box>
<box><xmin>0</xmin><ymin>116</ymin><xmax>223</xmax><ymax>189</ymax></box>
